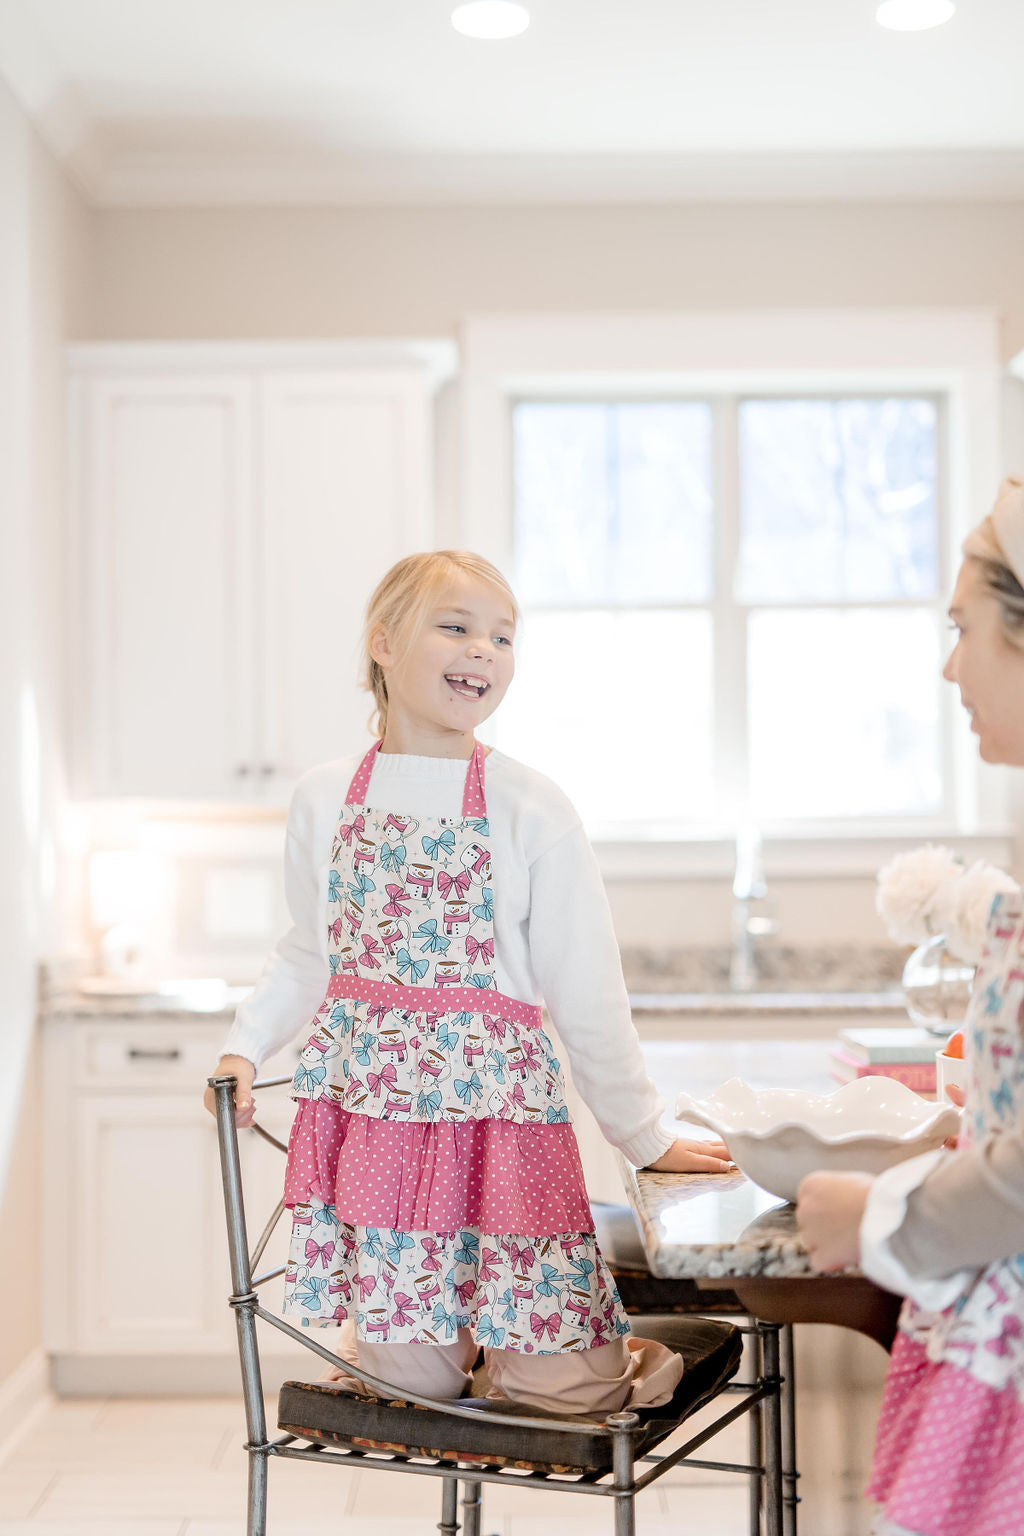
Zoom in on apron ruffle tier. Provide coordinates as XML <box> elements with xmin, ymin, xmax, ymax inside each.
<box><xmin>285</xmin><ymin>1097</ymin><xmax>593</xmax><ymax>1233</ymax></box>
<box><xmin>867</xmin><ymin>1333</ymin><xmax>1024</xmax><ymax>1536</ymax></box>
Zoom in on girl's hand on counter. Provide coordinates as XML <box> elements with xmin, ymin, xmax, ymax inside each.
<box><xmin>796</xmin><ymin>1170</ymin><xmax>872</xmax><ymax>1271</ymax></box>
<box><xmin>647</xmin><ymin>1137</ymin><xmax>734</xmax><ymax>1174</ymax></box>
<box><xmin>203</xmin><ymin>1054</ymin><xmax>257</xmax><ymax>1128</ymax></box>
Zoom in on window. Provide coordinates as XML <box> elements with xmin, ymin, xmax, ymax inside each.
<box><xmin>497</xmin><ymin>394</ymin><xmax>946</xmax><ymax>837</ymax></box>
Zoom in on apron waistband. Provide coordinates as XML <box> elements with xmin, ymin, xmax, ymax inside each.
<box><xmin>326</xmin><ymin>974</ymin><xmax>542</xmax><ymax>1029</ymax></box>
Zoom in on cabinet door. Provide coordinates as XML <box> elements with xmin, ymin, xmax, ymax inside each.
<box><xmin>74</xmin><ymin>1091</ymin><xmax>299</xmax><ymax>1356</ymax></box>
<box><xmin>73</xmin><ymin>374</ymin><xmax>257</xmax><ymax>797</ymax></box>
<box><xmin>258</xmin><ymin>371</ymin><xmax>434</xmax><ymax>787</ymax></box>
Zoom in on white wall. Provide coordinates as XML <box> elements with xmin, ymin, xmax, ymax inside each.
<box><xmin>0</xmin><ymin>77</ymin><xmax>91</xmax><ymax>1384</ymax></box>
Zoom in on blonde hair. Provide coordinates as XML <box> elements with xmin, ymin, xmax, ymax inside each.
<box><xmin>362</xmin><ymin>550</ymin><xmax>519</xmax><ymax>738</ymax></box>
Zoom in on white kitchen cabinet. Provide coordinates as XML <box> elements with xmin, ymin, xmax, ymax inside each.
<box><xmin>43</xmin><ymin>1011</ymin><xmax>306</xmax><ymax>1392</ymax></box>
<box><xmin>69</xmin><ymin>344</ymin><xmax>454</xmax><ymax>802</ymax></box>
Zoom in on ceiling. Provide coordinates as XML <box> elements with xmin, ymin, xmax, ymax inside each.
<box><xmin>2</xmin><ymin>0</ymin><xmax>1024</xmax><ymax>204</ymax></box>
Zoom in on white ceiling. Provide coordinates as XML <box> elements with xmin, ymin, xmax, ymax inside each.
<box><xmin>2</xmin><ymin>0</ymin><xmax>1024</xmax><ymax>204</ymax></box>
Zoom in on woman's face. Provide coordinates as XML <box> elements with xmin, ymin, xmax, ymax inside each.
<box><xmin>944</xmin><ymin>558</ymin><xmax>1024</xmax><ymax>766</ymax></box>
<box><xmin>373</xmin><ymin>573</ymin><xmax>516</xmax><ymax>740</ymax></box>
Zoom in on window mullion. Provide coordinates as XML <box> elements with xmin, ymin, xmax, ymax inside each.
<box><xmin>712</xmin><ymin>395</ymin><xmax>746</xmax><ymax>832</ymax></box>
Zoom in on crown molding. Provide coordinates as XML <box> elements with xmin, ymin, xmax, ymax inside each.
<box><xmin>0</xmin><ymin>0</ymin><xmax>105</xmax><ymax>197</ymax></box>
<box><xmin>86</xmin><ymin>144</ymin><xmax>1024</xmax><ymax>208</ymax></box>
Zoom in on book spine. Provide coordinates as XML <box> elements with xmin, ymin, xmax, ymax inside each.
<box><xmin>829</xmin><ymin>1057</ymin><xmax>936</xmax><ymax>1093</ymax></box>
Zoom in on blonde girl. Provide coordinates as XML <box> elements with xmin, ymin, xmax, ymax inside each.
<box><xmin>206</xmin><ymin>549</ymin><xmax>730</xmax><ymax>1413</ymax></box>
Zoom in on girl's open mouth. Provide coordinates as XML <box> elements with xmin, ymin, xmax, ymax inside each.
<box><xmin>445</xmin><ymin>673</ymin><xmax>490</xmax><ymax>700</ymax></box>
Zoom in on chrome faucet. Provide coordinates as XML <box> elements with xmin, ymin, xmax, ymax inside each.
<box><xmin>730</xmin><ymin>823</ymin><xmax>779</xmax><ymax>992</ymax></box>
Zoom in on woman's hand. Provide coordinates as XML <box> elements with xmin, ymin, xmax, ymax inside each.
<box><xmin>795</xmin><ymin>1170</ymin><xmax>873</xmax><ymax>1271</ymax></box>
<box><xmin>647</xmin><ymin>1137</ymin><xmax>734</xmax><ymax>1174</ymax></box>
<box><xmin>203</xmin><ymin>1054</ymin><xmax>257</xmax><ymax>1128</ymax></box>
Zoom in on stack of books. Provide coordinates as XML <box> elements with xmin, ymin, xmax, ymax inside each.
<box><xmin>829</xmin><ymin>1027</ymin><xmax>938</xmax><ymax>1095</ymax></box>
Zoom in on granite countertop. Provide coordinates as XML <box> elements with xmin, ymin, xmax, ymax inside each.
<box><xmin>622</xmin><ymin>1037</ymin><xmax>858</xmax><ymax>1279</ymax></box>
<box><xmin>43</xmin><ymin>982</ymin><xmax>251</xmax><ymax>1020</ymax></box>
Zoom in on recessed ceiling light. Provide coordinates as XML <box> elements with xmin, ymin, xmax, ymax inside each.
<box><xmin>876</xmin><ymin>0</ymin><xmax>955</xmax><ymax>31</ymax></box>
<box><xmin>451</xmin><ymin>2</ymin><xmax>530</xmax><ymax>40</ymax></box>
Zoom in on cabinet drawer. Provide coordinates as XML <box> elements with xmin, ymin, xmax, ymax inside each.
<box><xmin>76</xmin><ymin>1025</ymin><xmax>223</xmax><ymax>1086</ymax></box>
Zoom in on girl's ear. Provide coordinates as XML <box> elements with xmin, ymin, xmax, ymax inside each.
<box><xmin>368</xmin><ymin>624</ymin><xmax>393</xmax><ymax>670</ymax></box>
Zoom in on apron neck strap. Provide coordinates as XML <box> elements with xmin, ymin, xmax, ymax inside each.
<box><xmin>345</xmin><ymin>739</ymin><xmax>488</xmax><ymax>817</ymax></box>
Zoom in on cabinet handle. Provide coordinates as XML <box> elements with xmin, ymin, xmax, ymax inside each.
<box><xmin>235</xmin><ymin>765</ymin><xmax>251</xmax><ymax>778</ymax></box>
<box><xmin>127</xmin><ymin>1047</ymin><xmax>182</xmax><ymax>1062</ymax></box>
<box><xmin>260</xmin><ymin>764</ymin><xmax>274</xmax><ymax>777</ymax></box>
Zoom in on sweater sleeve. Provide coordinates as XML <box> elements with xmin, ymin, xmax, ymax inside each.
<box><xmin>219</xmin><ymin>780</ymin><xmax>330</xmax><ymax>1070</ymax></box>
<box><xmin>526</xmin><ymin>823</ymin><xmax>674</xmax><ymax>1169</ymax></box>
<box><xmin>881</xmin><ymin>1127</ymin><xmax>1024</xmax><ymax>1278</ymax></box>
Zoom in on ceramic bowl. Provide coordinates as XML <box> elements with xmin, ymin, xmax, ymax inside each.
<box><xmin>935</xmin><ymin>1047</ymin><xmax>967</xmax><ymax>1100</ymax></box>
<box><xmin>675</xmin><ymin>1077</ymin><xmax>960</xmax><ymax>1203</ymax></box>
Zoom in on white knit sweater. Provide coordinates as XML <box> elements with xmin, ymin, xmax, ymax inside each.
<box><xmin>222</xmin><ymin>747</ymin><xmax>675</xmax><ymax>1170</ymax></box>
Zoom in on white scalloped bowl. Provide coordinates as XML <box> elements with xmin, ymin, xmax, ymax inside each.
<box><xmin>676</xmin><ymin>1077</ymin><xmax>960</xmax><ymax>1203</ymax></box>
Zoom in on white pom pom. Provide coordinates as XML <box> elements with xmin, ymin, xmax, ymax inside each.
<box><xmin>875</xmin><ymin>845</ymin><xmax>962</xmax><ymax>945</ymax></box>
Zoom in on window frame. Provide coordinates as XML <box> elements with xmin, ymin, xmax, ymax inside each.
<box><xmin>461</xmin><ymin>310</ymin><xmax>1011</xmax><ymax>875</ymax></box>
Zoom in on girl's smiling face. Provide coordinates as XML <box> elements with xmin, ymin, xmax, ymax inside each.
<box><xmin>944</xmin><ymin>558</ymin><xmax>1024</xmax><ymax>766</ymax></box>
<box><xmin>371</xmin><ymin>573</ymin><xmax>516</xmax><ymax>751</ymax></box>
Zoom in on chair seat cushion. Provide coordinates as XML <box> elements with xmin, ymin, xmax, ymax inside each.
<box><xmin>277</xmin><ymin>1315</ymin><xmax>743</xmax><ymax>1474</ymax></box>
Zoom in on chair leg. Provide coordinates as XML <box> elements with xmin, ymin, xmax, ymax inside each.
<box><xmin>461</xmin><ymin>1478</ymin><xmax>482</xmax><ymax>1536</ymax></box>
<box><xmin>761</xmin><ymin>1323</ymin><xmax>784</xmax><ymax>1536</ymax></box>
<box><xmin>246</xmin><ymin>1446</ymin><xmax>268</xmax><ymax>1536</ymax></box>
<box><xmin>781</xmin><ymin>1322</ymin><xmax>799</xmax><ymax>1536</ymax></box>
<box><xmin>747</xmin><ymin>1329</ymin><xmax>763</xmax><ymax>1536</ymax></box>
<box><xmin>608</xmin><ymin>1411</ymin><xmax>638</xmax><ymax>1536</ymax></box>
<box><xmin>439</xmin><ymin>1474</ymin><xmax>461</xmax><ymax>1536</ymax></box>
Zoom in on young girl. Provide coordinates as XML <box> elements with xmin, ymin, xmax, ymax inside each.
<box><xmin>206</xmin><ymin>549</ymin><xmax>731</xmax><ymax>1414</ymax></box>
<box><xmin>796</xmin><ymin>477</ymin><xmax>1024</xmax><ymax>1536</ymax></box>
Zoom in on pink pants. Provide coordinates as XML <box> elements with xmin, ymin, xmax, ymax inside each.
<box><xmin>323</xmin><ymin>1320</ymin><xmax>682</xmax><ymax>1415</ymax></box>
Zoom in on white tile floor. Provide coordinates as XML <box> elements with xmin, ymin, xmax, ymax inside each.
<box><xmin>0</xmin><ymin>1381</ymin><xmax>880</xmax><ymax>1535</ymax></box>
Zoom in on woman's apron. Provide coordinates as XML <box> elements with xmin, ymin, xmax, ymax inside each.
<box><xmin>281</xmin><ymin>741</ymin><xmax>630</xmax><ymax>1354</ymax></box>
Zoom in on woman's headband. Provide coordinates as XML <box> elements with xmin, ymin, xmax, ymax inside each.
<box><xmin>962</xmin><ymin>476</ymin><xmax>1024</xmax><ymax>589</ymax></box>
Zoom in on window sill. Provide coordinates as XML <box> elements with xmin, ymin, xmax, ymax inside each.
<box><xmin>593</xmin><ymin>828</ymin><xmax>1015</xmax><ymax>881</ymax></box>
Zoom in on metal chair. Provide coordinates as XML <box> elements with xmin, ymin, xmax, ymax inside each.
<box><xmin>210</xmin><ymin>1072</ymin><xmax>787</xmax><ymax>1536</ymax></box>
<box><xmin>593</xmin><ymin>1201</ymin><xmax>800</xmax><ymax>1536</ymax></box>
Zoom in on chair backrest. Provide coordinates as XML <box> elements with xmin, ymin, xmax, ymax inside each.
<box><xmin>207</xmin><ymin>1073</ymin><xmax>627</xmax><ymax>1439</ymax></box>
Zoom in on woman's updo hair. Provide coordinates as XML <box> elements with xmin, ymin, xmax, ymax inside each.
<box><xmin>362</xmin><ymin>550</ymin><xmax>519</xmax><ymax>738</ymax></box>
<box><xmin>962</xmin><ymin>477</ymin><xmax>1024</xmax><ymax>651</ymax></box>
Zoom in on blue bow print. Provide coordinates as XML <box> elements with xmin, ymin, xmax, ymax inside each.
<box><xmin>467</xmin><ymin>974</ymin><xmax>494</xmax><ymax>990</ymax></box>
<box><xmin>379</xmin><ymin>842</ymin><xmax>406</xmax><ymax>873</ymax></box>
<box><xmin>472</xmin><ymin>887</ymin><xmax>493</xmax><ymax>922</ymax></box>
<box><xmin>311</xmin><ymin>1202</ymin><xmax>334</xmax><ymax>1227</ymax></box>
<box><xmin>353</xmin><ymin>1032</ymin><xmax>375</xmax><ymax>1066</ymax></box>
<box><xmin>546</xmin><ymin>1104</ymin><xmax>569</xmax><ymax>1123</ymax></box>
<box><xmin>477</xmin><ymin>1315</ymin><xmax>505</xmax><ymax>1347</ymax></box>
<box><xmin>487</xmin><ymin>1049</ymin><xmax>507</xmax><ymax>1084</ymax></box>
<box><xmin>415</xmin><ymin>920</ymin><xmax>451</xmax><ymax>955</ymax></box>
<box><xmin>396</xmin><ymin>948</ymin><xmax>429</xmax><ymax>982</ymax></box>
<box><xmin>454</xmin><ymin>1230</ymin><xmax>480</xmax><ymax>1266</ymax></box>
<box><xmin>359</xmin><ymin>1228</ymin><xmax>383</xmax><ymax>1259</ymax></box>
<box><xmin>294</xmin><ymin>1062</ymin><xmax>326</xmax><ymax>1093</ymax></box>
<box><xmin>328</xmin><ymin>954</ymin><xmax>341</xmax><ymax>975</ymax></box>
<box><xmin>436</xmin><ymin>1023</ymin><xmax>460</xmax><ymax>1052</ymax></box>
<box><xmin>347</xmin><ymin>871</ymin><xmax>376</xmax><ymax>909</ymax></box>
<box><xmin>386</xmin><ymin>1230</ymin><xmax>416</xmax><ymax>1265</ymax></box>
<box><xmin>296</xmin><ymin>1276</ymin><xmax>327</xmax><ymax>1309</ymax></box>
<box><xmin>569</xmin><ymin>1256</ymin><xmax>595</xmax><ymax>1287</ymax></box>
<box><xmin>328</xmin><ymin>870</ymin><xmax>343</xmax><ymax>903</ymax></box>
<box><xmin>536</xmin><ymin>1264</ymin><xmax>564</xmax><ymax>1298</ymax></box>
<box><xmin>450</xmin><ymin>1011</ymin><xmax>473</xmax><ymax>1028</ymax></box>
<box><xmin>431</xmin><ymin>1301</ymin><xmax>463</xmax><ymax>1339</ymax></box>
<box><xmin>454</xmin><ymin>1073</ymin><xmax>483</xmax><ymax>1104</ymax></box>
<box><xmin>422</xmin><ymin>830</ymin><xmax>456</xmax><ymax>862</ymax></box>
<box><xmin>417</xmin><ymin>1088</ymin><xmax>442</xmax><ymax>1119</ymax></box>
<box><xmin>467</xmin><ymin>817</ymin><xmax>490</xmax><ymax>835</ymax></box>
<box><xmin>497</xmin><ymin>1287</ymin><xmax>517</xmax><ymax>1323</ymax></box>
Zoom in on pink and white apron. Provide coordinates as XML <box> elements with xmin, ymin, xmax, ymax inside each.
<box><xmin>868</xmin><ymin>892</ymin><xmax>1024</xmax><ymax>1535</ymax></box>
<box><xmin>281</xmin><ymin>742</ymin><xmax>631</xmax><ymax>1355</ymax></box>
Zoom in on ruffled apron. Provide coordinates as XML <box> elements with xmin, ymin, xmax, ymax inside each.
<box><xmin>281</xmin><ymin>742</ymin><xmax>631</xmax><ymax>1355</ymax></box>
<box><xmin>867</xmin><ymin>892</ymin><xmax>1024</xmax><ymax>1535</ymax></box>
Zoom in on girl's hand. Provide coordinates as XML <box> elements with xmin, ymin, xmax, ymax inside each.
<box><xmin>647</xmin><ymin>1137</ymin><xmax>734</xmax><ymax>1174</ymax></box>
<box><xmin>203</xmin><ymin>1055</ymin><xmax>257</xmax><ymax>1128</ymax></box>
<box><xmin>795</xmin><ymin>1170</ymin><xmax>873</xmax><ymax>1272</ymax></box>
<box><xmin>943</xmin><ymin>1082</ymin><xmax>965</xmax><ymax>1149</ymax></box>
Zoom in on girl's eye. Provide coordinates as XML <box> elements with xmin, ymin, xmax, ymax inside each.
<box><xmin>495</xmin><ymin>636</ymin><xmax>512</xmax><ymax>646</ymax></box>
<box><xmin>441</xmin><ymin>624</ymin><xmax>465</xmax><ymax>634</ymax></box>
